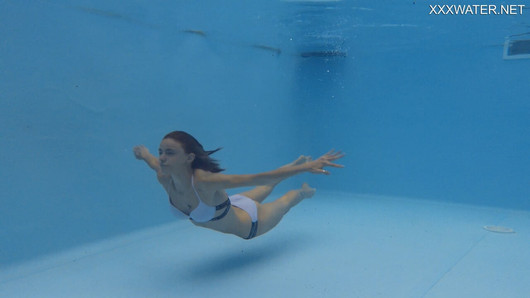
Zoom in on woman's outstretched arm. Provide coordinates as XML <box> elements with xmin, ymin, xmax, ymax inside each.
<box><xmin>133</xmin><ymin>145</ymin><xmax>161</xmax><ymax>172</ymax></box>
<box><xmin>197</xmin><ymin>150</ymin><xmax>345</xmax><ymax>190</ymax></box>
<box><xmin>133</xmin><ymin>145</ymin><xmax>173</xmax><ymax>187</ymax></box>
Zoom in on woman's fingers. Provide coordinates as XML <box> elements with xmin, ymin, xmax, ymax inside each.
<box><xmin>328</xmin><ymin>152</ymin><xmax>345</xmax><ymax>161</ymax></box>
<box><xmin>133</xmin><ymin>145</ymin><xmax>148</xmax><ymax>160</ymax></box>
<box><xmin>306</xmin><ymin>149</ymin><xmax>345</xmax><ymax>175</ymax></box>
<box><xmin>326</xmin><ymin>162</ymin><xmax>344</xmax><ymax>168</ymax></box>
<box><xmin>310</xmin><ymin>168</ymin><xmax>329</xmax><ymax>175</ymax></box>
<box><xmin>322</xmin><ymin>150</ymin><xmax>345</xmax><ymax>161</ymax></box>
<box><xmin>313</xmin><ymin>149</ymin><xmax>345</xmax><ymax>171</ymax></box>
<box><xmin>325</xmin><ymin>149</ymin><xmax>336</xmax><ymax>155</ymax></box>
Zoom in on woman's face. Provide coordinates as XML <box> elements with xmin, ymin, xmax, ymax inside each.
<box><xmin>158</xmin><ymin>138</ymin><xmax>193</xmax><ymax>173</ymax></box>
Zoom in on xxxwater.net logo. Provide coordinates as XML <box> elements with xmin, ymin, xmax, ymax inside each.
<box><xmin>429</xmin><ymin>2</ymin><xmax>525</xmax><ymax>15</ymax></box>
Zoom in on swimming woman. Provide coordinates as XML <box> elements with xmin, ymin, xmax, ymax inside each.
<box><xmin>133</xmin><ymin>131</ymin><xmax>344</xmax><ymax>239</ymax></box>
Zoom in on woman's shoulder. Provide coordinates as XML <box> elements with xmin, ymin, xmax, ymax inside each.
<box><xmin>157</xmin><ymin>171</ymin><xmax>171</xmax><ymax>186</ymax></box>
<box><xmin>193</xmin><ymin>169</ymin><xmax>226</xmax><ymax>192</ymax></box>
<box><xmin>193</xmin><ymin>168</ymin><xmax>219</xmax><ymax>181</ymax></box>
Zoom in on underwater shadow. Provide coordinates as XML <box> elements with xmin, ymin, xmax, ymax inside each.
<box><xmin>184</xmin><ymin>233</ymin><xmax>313</xmax><ymax>281</ymax></box>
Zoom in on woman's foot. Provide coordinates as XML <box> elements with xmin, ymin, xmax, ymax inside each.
<box><xmin>299</xmin><ymin>183</ymin><xmax>316</xmax><ymax>199</ymax></box>
<box><xmin>268</xmin><ymin>156</ymin><xmax>312</xmax><ymax>188</ymax></box>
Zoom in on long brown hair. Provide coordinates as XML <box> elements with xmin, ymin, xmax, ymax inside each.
<box><xmin>163</xmin><ymin>131</ymin><xmax>224</xmax><ymax>173</ymax></box>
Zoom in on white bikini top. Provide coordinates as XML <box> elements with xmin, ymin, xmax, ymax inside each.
<box><xmin>188</xmin><ymin>175</ymin><xmax>231</xmax><ymax>223</ymax></box>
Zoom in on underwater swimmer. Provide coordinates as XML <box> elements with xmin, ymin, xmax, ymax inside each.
<box><xmin>133</xmin><ymin>131</ymin><xmax>344</xmax><ymax>239</ymax></box>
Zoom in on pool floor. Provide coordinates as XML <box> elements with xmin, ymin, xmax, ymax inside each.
<box><xmin>1</xmin><ymin>192</ymin><xmax>529</xmax><ymax>297</ymax></box>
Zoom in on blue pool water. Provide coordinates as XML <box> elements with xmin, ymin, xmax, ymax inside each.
<box><xmin>1</xmin><ymin>1</ymin><xmax>529</xmax><ymax>297</ymax></box>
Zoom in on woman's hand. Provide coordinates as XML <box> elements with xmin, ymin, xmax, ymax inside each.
<box><xmin>133</xmin><ymin>145</ymin><xmax>150</xmax><ymax>160</ymax></box>
<box><xmin>306</xmin><ymin>150</ymin><xmax>345</xmax><ymax>175</ymax></box>
<box><xmin>134</xmin><ymin>145</ymin><xmax>162</xmax><ymax>172</ymax></box>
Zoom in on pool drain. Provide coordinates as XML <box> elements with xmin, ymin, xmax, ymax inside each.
<box><xmin>483</xmin><ymin>225</ymin><xmax>515</xmax><ymax>233</ymax></box>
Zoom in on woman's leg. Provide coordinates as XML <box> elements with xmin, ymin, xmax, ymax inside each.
<box><xmin>256</xmin><ymin>183</ymin><xmax>316</xmax><ymax>237</ymax></box>
<box><xmin>239</xmin><ymin>185</ymin><xmax>275</xmax><ymax>204</ymax></box>
<box><xmin>240</xmin><ymin>156</ymin><xmax>311</xmax><ymax>203</ymax></box>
